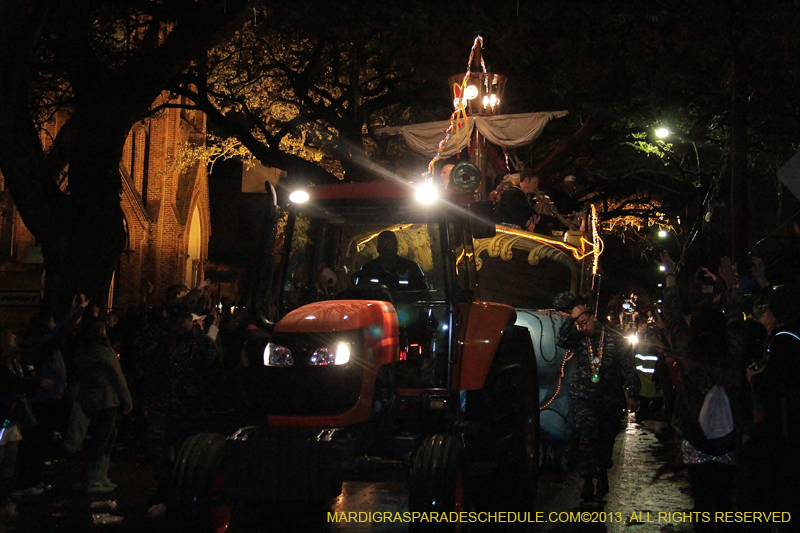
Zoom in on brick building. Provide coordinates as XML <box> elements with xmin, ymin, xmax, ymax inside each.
<box><xmin>0</xmin><ymin>91</ymin><xmax>211</xmax><ymax>320</ymax></box>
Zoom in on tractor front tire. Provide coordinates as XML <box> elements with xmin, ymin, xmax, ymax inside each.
<box><xmin>409</xmin><ymin>434</ymin><xmax>466</xmax><ymax>532</ymax></box>
<box><xmin>169</xmin><ymin>432</ymin><xmax>233</xmax><ymax>533</ymax></box>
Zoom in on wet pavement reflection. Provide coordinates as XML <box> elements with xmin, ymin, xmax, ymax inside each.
<box><xmin>4</xmin><ymin>416</ymin><xmax>693</xmax><ymax>532</ymax></box>
<box><xmin>235</xmin><ymin>416</ymin><xmax>693</xmax><ymax>532</ymax></box>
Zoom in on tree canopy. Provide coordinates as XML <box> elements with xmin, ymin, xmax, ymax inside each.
<box><xmin>0</xmin><ymin>0</ymin><xmax>248</xmax><ymax>312</ymax></box>
<box><xmin>2</xmin><ymin>0</ymin><xmax>799</xmax><ymax>311</ymax></box>
<box><xmin>189</xmin><ymin>0</ymin><xmax>800</xmax><ymax>255</ymax></box>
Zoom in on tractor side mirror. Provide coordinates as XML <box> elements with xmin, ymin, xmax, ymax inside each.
<box><xmin>469</xmin><ymin>201</ymin><xmax>496</xmax><ymax>239</ymax></box>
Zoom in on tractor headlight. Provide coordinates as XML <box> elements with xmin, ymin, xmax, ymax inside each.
<box><xmin>263</xmin><ymin>343</ymin><xmax>294</xmax><ymax>366</ymax></box>
<box><xmin>308</xmin><ymin>342</ymin><xmax>351</xmax><ymax>366</ymax></box>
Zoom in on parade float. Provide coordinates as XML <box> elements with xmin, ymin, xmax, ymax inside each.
<box><xmin>379</xmin><ymin>36</ymin><xmax>603</xmax><ymax>464</ymax></box>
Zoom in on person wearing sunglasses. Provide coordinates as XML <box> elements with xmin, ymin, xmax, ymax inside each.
<box><xmin>554</xmin><ymin>292</ymin><xmax>640</xmax><ymax>504</ymax></box>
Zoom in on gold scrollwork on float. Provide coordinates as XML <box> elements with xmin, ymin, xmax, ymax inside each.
<box><xmin>473</xmin><ymin>229</ymin><xmax>579</xmax><ymax>281</ymax></box>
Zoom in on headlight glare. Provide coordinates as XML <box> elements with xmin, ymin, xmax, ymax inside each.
<box><xmin>335</xmin><ymin>342</ymin><xmax>350</xmax><ymax>365</ymax></box>
<box><xmin>263</xmin><ymin>343</ymin><xmax>294</xmax><ymax>366</ymax></box>
<box><xmin>308</xmin><ymin>342</ymin><xmax>351</xmax><ymax>366</ymax></box>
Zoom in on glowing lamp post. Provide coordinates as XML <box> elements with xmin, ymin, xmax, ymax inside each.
<box><xmin>446</xmin><ymin>38</ymin><xmax>507</xmax><ymax>199</ymax></box>
<box><xmin>448</xmin><ymin>43</ymin><xmax>506</xmax><ymax>117</ymax></box>
<box><xmin>449</xmin><ymin>72</ymin><xmax>507</xmax><ymax>117</ymax></box>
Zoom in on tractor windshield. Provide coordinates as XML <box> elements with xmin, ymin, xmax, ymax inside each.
<box><xmin>279</xmin><ymin>201</ymin><xmax>448</xmax><ymax>314</ymax></box>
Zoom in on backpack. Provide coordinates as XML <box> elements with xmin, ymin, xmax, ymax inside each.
<box><xmin>698</xmin><ymin>385</ymin><xmax>734</xmax><ymax>440</ymax></box>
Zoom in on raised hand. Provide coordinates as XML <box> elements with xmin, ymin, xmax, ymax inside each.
<box><xmin>570</xmin><ymin>304</ymin><xmax>590</xmax><ymax>320</ymax></box>
<box><xmin>717</xmin><ymin>257</ymin><xmax>738</xmax><ymax>290</ymax></box>
<box><xmin>751</xmin><ymin>256</ymin><xmax>769</xmax><ymax>288</ymax></box>
<box><xmin>660</xmin><ymin>251</ymin><xmax>676</xmax><ymax>274</ymax></box>
<box><xmin>209</xmin><ymin>306</ymin><xmax>220</xmax><ymax>328</ymax></box>
<box><xmin>699</xmin><ymin>266</ymin><xmax>717</xmax><ymax>282</ymax></box>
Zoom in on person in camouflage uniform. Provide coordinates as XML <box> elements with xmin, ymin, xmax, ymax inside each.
<box><xmin>133</xmin><ymin>300</ymin><xmax>223</xmax><ymax>511</ymax></box>
<box><xmin>554</xmin><ymin>292</ymin><xmax>640</xmax><ymax>504</ymax></box>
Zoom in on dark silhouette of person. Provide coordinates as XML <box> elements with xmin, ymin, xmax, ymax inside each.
<box><xmin>549</xmin><ymin>175</ymin><xmax>580</xmax><ymax>216</ymax></box>
<box><xmin>357</xmin><ymin>231</ymin><xmax>427</xmax><ymax>291</ymax></box>
<box><xmin>495</xmin><ymin>169</ymin><xmax>540</xmax><ymax>231</ymax></box>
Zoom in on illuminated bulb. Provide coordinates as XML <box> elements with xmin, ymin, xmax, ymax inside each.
<box><xmin>626</xmin><ymin>334</ymin><xmax>638</xmax><ymax>345</ymax></box>
<box><xmin>659</xmin><ymin>265</ymin><xmax>667</xmax><ymax>272</ymax></box>
<box><xmin>453</xmin><ymin>98</ymin><xmax>463</xmax><ymax>109</ymax></box>
<box><xmin>289</xmin><ymin>190</ymin><xmax>309</xmax><ymax>203</ymax></box>
<box><xmin>658</xmin><ymin>230</ymin><xmax>668</xmax><ymax>238</ymax></box>
<box><xmin>489</xmin><ymin>94</ymin><xmax>498</xmax><ymax>107</ymax></box>
<box><xmin>483</xmin><ymin>95</ymin><xmax>489</xmax><ymax>108</ymax></box>
<box><xmin>335</xmin><ymin>343</ymin><xmax>350</xmax><ymax>365</ymax></box>
<box><xmin>464</xmin><ymin>85</ymin><xmax>479</xmax><ymax>100</ymax></box>
<box><xmin>415</xmin><ymin>183</ymin><xmax>439</xmax><ymax>205</ymax></box>
<box><xmin>655</xmin><ymin>127</ymin><xmax>670</xmax><ymax>138</ymax></box>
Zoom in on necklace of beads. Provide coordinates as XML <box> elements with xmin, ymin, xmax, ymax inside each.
<box><xmin>588</xmin><ymin>329</ymin><xmax>605</xmax><ymax>383</ymax></box>
<box><xmin>6</xmin><ymin>361</ymin><xmax>23</xmax><ymax>378</ymax></box>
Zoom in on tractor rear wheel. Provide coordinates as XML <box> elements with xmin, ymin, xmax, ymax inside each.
<box><xmin>169</xmin><ymin>432</ymin><xmax>232</xmax><ymax>533</ymax></box>
<box><xmin>471</xmin><ymin>325</ymin><xmax>539</xmax><ymax>513</ymax></box>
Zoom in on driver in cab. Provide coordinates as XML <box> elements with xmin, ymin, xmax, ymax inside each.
<box><xmin>358</xmin><ymin>230</ymin><xmax>427</xmax><ymax>291</ymax></box>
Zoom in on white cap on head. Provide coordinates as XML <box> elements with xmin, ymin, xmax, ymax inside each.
<box><xmin>564</xmin><ymin>175</ymin><xmax>577</xmax><ymax>183</ymax></box>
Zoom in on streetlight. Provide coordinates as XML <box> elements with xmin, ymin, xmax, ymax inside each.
<box><xmin>654</xmin><ymin>125</ymin><xmax>700</xmax><ymax>172</ymax></box>
<box><xmin>288</xmin><ymin>190</ymin><xmax>309</xmax><ymax>204</ymax></box>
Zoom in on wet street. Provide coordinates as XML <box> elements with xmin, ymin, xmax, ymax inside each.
<box><xmin>536</xmin><ymin>417</ymin><xmax>693</xmax><ymax>533</ymax></box>
<box><xmin>1</xmin><ymin>416</ymin><xmax>694</xmax><ymax>533</ymax></box>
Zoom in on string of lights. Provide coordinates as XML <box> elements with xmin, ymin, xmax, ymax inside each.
<box><xmin>540</xmin><ymin>349</ymin><xmax>574</xmax><ymax>410</ymax></box>
<box><xmin>426</xmin><ymin>36</ymin><xmax>487</xmax><ymax>177</ymax></box>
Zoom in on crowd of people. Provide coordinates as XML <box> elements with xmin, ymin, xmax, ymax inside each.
<box><xmin>488</xmin><ymin>165</ymin><xmax>799</xmax><ymax>529</ymax></box>
<box><xmin>552</xmin><ymin>250</ymin><xmax>799</xmax><ymax>532</ymax></box>
<box><xmin>0</xmin><ymin>280</ymin><xmax>243</xmax><ymax>520</ymax></box>
<box><xmin>657</xmin><ymin>252</ymin><xmax>800</xmax><ymax>531</ymax></box>
<box><xmin>0</xmin><ymin>174</ymin><xmax>797</xmax><ymax>530</ymax></box>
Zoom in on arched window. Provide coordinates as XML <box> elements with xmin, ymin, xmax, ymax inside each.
<box><xmin>128</xmin><ymin>124</ymin><xmax>151</xmax><ymax>206</ymax></box>
<box><xmin>185</xmin><ymin>207</ymin><xmax>203</xmax><ymax>286</ymax></box>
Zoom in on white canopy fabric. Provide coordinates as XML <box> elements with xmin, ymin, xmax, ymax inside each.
<box><xmin>376</xmin><ymin>111</ymin><xmax>569</xmax><ymax>157</ymax></box>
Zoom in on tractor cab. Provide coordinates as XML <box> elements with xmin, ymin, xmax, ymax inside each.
<box><xmin>168</xmin><ymin>177</ymin><xmax>546</xmax><ymax>532</ymax></box>
<box><xmin>168</xmin><ymin>175</ymin><xmax>601</xmax><ymax>533</ymax></box>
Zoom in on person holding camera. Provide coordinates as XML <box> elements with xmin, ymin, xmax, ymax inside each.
<box><xmin>660</xmin><ymin>252</ymin><xmax>746</xmax><ymax>532</ymax></box>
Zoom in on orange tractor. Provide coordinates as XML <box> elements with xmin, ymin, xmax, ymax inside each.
<box><xmin>169</xmin><ymin>177</ymin><xmax>542</xmax><ymax>532</ymax></box>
